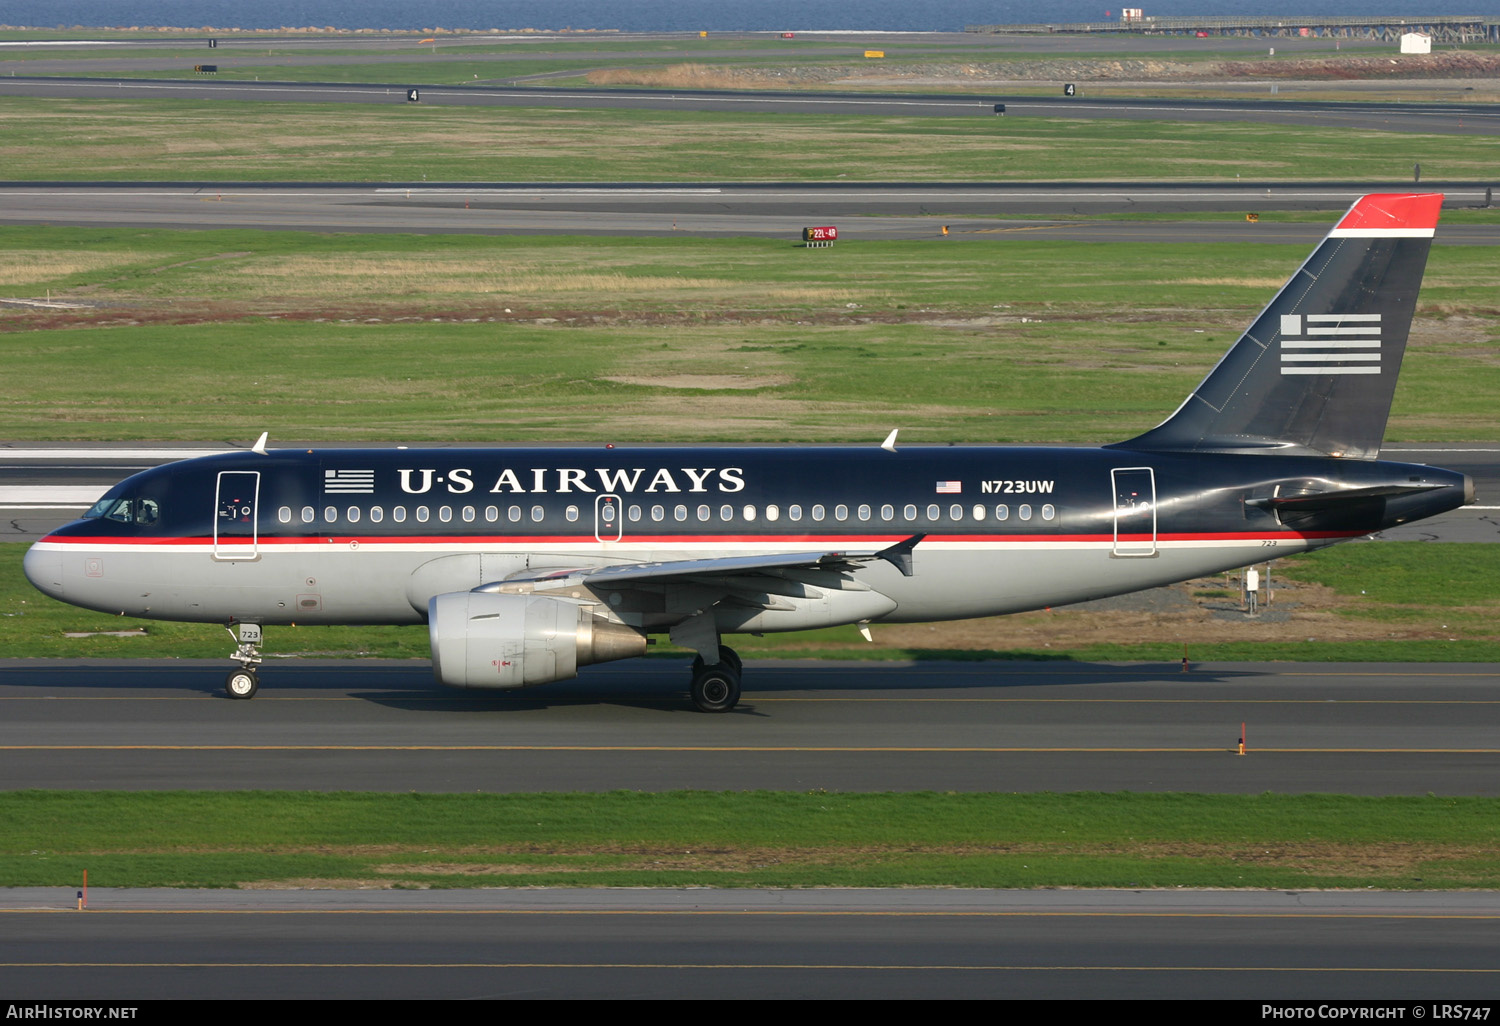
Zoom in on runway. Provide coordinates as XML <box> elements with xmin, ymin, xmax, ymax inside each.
<box><xmin>2</xmin><ymin>75</ymin><xmax>1497</xmax><ymax>133</ymax></box>
<box><xmin>3</xmin><ymin>181</ymin><xmax>1499</xmax><ymax>236</ymax></box>
<box><xmin>4</xmin><ymin>888</ymin><xmax>1499</xmax><ymax>999</ymax></box>
<box><xmin>3</xmin><ymin>659</ymin><xmax>1497</xmax><ymax>795</ymax></box>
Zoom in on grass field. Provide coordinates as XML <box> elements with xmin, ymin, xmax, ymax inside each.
<box><xmin>2</xmin><ymin>228</ymin><xmax>1497</xmax><ymax>443</ymax></box>
<box><xmin>2</xmin><ymin>96</ymin><xmax>1494</xmax><ymax>182</ymax></box>
<box><xmin>5</xmin><ymin>541</ymin><xmax>1498</xmax><ymax>661</ymax></box>
<box><xmin>3</xmin><ymin>791</ymin><xmax>1497</xmax><ymax>889</ymax></box>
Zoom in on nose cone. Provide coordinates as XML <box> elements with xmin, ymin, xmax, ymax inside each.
<box><xmin>23</xmin><ymin>543</ymin><xmax>64</xmax><ymax>600</ymax></box>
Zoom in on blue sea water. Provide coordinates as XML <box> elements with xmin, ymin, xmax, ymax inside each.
<box><xmin>2</xmin><ymin>1</ymin><xmax>1497</xmax><ymax>33</ymax></box>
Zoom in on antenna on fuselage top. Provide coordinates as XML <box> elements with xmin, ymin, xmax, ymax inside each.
<box><xmin>251</xmin><ymin>431</ymin><xmax>269</xmax><ymax>455</ymax></box>
<box><xmin>881</xmin><ymin>429</ymin><xmax>899</xmax><ymax>453</ymax></box>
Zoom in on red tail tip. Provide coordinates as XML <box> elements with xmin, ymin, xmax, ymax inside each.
<box><xmin>1335</xmin><ymin>193</ymin><xmax>1443</xmax><ymax>232</ymax></box>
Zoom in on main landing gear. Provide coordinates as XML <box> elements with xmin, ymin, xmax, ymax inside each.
<box><xmin>225</xmin><ymin>622</ymin><xmax>263</xmax><ymax>700</ymax></box>
<box><xmin>689</xmin><ymin>645</ymin><xmax>742</xmax><ymax>713</ymax></box>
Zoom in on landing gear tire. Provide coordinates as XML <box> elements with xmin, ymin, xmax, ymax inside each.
<box><xmin>225</xmin><ymin>668</ymin><xmax>259</xmax><ymax>700</ymax></box>
<box><xmin>692</xmin><ymin>645</ymin><xmax>742</xmax><ymax>676</ymax></box>
<box><xmin>690</xmin><ymin>665</ymin><xmax>741</xmax><ymax>714</ymax></box>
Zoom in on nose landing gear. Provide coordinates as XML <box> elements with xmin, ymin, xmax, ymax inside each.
<box><xmin>225</xmin><ymin>622</ymin><xmax>263</xmax><ymax>699</ymax></box>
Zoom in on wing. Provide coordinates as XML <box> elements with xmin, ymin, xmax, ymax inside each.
<box><xmin>474</xmin><ymin>534</ymin><xmax>924</xmax><ymax>595</ymax></box>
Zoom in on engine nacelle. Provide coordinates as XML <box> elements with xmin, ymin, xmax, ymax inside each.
<box><xmin>428</xmin><ymin>591</ymin><xmax>646</xmax><ymax>689</ymax></box>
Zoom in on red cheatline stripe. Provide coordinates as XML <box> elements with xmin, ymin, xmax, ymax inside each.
<box><xmin>35</xmin><ymin>530</ymin><xmax>1366</xmax><ymax>546</ymax></box>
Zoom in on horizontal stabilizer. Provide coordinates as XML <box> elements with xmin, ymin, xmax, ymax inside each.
<box><xmin>1247</xmin><ymin>482</ymin><xmax>1444</xmax><ymax>511</ymax></box>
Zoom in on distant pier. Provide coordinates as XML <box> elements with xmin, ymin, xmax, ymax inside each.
<box><xmin>965</xmin><ymin>14</ymin><xmax>1499</xmax><ymax>43</ymax></box>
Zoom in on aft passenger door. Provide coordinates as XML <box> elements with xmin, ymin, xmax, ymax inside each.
<box><xmin>214</xmin><ymin>471</ymin><xmax>260</xmax><ymax>560</ymax></box>
<box><xmin>1110</xmin><ymin>467</ymin><xmax>1157</xmax><ymax>557</ymax></box>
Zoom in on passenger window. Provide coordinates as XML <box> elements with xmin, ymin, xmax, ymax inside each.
<box><xmin>509</xmin><ymin>506</ymin><xmax>522</xmax><ymax>523</ymax></box>
<box><xmin>462</xmin><ymin>506</ymin><xmax>475</xmax><ymax>523</ymax></box>
<box><xmin>370</xmin><ymin>507</ymin><xmax>383</xmax><ymax>523</ymax></box>
<box><xmin>880</xmin><ymin>504</ymin><xmax>893</xmax><ymax>521</ymax></box>
<box><xmin>697</xmin><ymin>504</ymin><xmax>710</xmax><ymax>522</ymax></box>
<box><xmin>811</xmin><ymin>504</ymin><xmax>825</xmax><ymax>522</ymax></box>
<box><xmin>439</xmin><ymin>506</ymin><xmax>453</xmax><ymax>523</ymax></box>
<box><xmin>301</xmin><ymin>506</ymin><xmax>315</xmax><ymax>524</ymax></box>
<box><xmin>278</xmin><ymin>506</ymin><xmax>291</xmax><ymax>524</ymax></box>
<box><xmin>995</xmin><ymin>505</ymin><xmax>1009</xmax><ymax>521</ymax></box>
<box><xmin>904</xmin><ymin>504</ymin><xmax>917</xmax><ymax>521</ymax></box>
<box><xmin>720</xmin><ymin>504</ymin><xmax>733</xmax><ymax>521</ymax></box>
<box><xmin>926</xmin><ymin>504</ymin><xmax>940</xmax><ymax>521</ymax></box>
<box><xmin>393</xmin><ymin>506</ymin><xmax>407</xmax><ymax>523</ymax></box>
<box><xmin>565</xmin><ymin>505</ymin><xmax>579</xmax><ymax>522</ymax></box>
<box><xmin>415</xmin><ymin>506</ymin><xmax>429</xmax><ymax>523</ymax></box>
<box><xmin>857</xmin><ymin>504</ymin><xmax>870</xmax><ymax>521</ymax></box>
<box><xmin>1042</xmin><ymin>504</ymin><xmax>1056</xmax><ymax>521</ymax></box>
<box><xmin>324</xmin><ymin>506</ymin><xmax>337</xmax><ymax>523</ymax></box>
<box><xmin>789</xmin><ymin>504</ymin><xmax>802</xmax><ymax>521</ymax></box>
<box><xmin>972</xmin><ymin>504</ymin><xmax>986</xmax><ymax>521</ymax></box>
<box><xmin>674</xmin><ymin>505</ymin><xmax>687</xmax><ymax>522</ymax></box>
<box><xmin>628</xmin><ymin>505</ymin><xmax>641</xmax><ymax>523</ymax></box>
<box><xmin>834</xmin><ymin>504</ymin><xmax>848</xmax><ymax>521</ymax></box>
<box><xmin>484</xmin><ymin>506</ymin><xmax>498</xmax><ymax>522</ymax></box>
<box><xmin>1019</xmin><ymin>504</ymin><xmax>1033</xmax><ymax>521</ymax></box>
<box><xmin>651</xmin><ymin>505</ymin><xmax>664</xmax><ymax>522</ymax></box>
<box><xmin>766</xmin><ymin>505</ymin><xmax>780</xmax><ymax>522</ymax></box>
<box><xmin>347</xmin><ymin>507</ymin><xmax>361</xmax><ymax>523</ymax></box>
<box><xmin>743</xmin><ymin>505</ymin><xmax>757</xmax><ymax>521</ymax></box>
<box><xmin>531</xmin><ymin>505</ymin><xmax>544</xmax><ymax>522</ymax></box>
<box><xmin>950</xmin><ymin>504</ymin><xmax>963</xmax><ymax>521</ymax></box>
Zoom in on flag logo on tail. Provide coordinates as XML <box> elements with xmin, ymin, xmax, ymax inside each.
<box><xmin>1279</xmin><ymin>314</ymin><xmax>1381</xmax><ymax>375</ymax></box>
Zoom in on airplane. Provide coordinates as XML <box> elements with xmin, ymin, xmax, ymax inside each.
<box><xmin>23</xmin><ymin>192</ymin><xmax>1474</xmax><ymax>713</ymax></box>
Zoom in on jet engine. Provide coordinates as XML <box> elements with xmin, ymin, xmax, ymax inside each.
<box><xmin>428</xmin><ymin>591</ymin><xmax>646</xmax><ymax>689</ymax></box>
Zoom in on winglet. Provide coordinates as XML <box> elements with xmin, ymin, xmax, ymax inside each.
<box><xmin>881</xmin><ymin>428</ymin><xmax>899</xmax><ymax>453</ymax></box>
<box><xmin>251</xmin><ymin>431</ymin><xmax>269</xmax><ymax>455</ymax></box>
<box><xmin>876</xmin><ymin>533</ymin><xmax>924</xmax><ymax>577</ymax></box>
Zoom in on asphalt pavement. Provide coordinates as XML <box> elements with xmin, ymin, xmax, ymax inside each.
<box><xmin>5</xmin><ymin>887</ymin><xmax>1499</xmax><ymax>999</ymax></box>
<box><xmin>4</xmin><ymin>658</ymin><xmax>1497</xmax><ymax>794</ymax></box>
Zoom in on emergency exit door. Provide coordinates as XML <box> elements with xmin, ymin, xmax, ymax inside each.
<box><xmin>595</xmin><ymin>494</ymin><xmax>622</xmax><ymax>543</ymax></box>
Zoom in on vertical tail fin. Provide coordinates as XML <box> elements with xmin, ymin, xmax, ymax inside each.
<box><xmin>1112</xmin><ymin>193</ymin><xmax>1441</xmax><ymax>459</ymax></box>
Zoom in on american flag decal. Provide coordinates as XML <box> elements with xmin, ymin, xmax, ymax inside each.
<box><xmin>324</xmin><ymin>469</ymin><xmax>375</xmax><ymax>494</ymax></box>
<box><xmin>935</xmin><ymin>480</ymin><xmax>962</xmax><ymax>494</ymax></box>
<box><xmin>1278</xmin><ymin>313</ymin><xmax>1381</xmax><ymax>376</ymax></box>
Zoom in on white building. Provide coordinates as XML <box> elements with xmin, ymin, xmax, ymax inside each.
<box><xmin>1400</xmin><ymin>32</ymin><xmax>1432</xmax><ymax>54</ymax></box>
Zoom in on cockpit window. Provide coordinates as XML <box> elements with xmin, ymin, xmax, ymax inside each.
<box><xmin>84</xmin><ymin>496</ymin><xmax>160</xmax><ymax>526</ymax></box>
